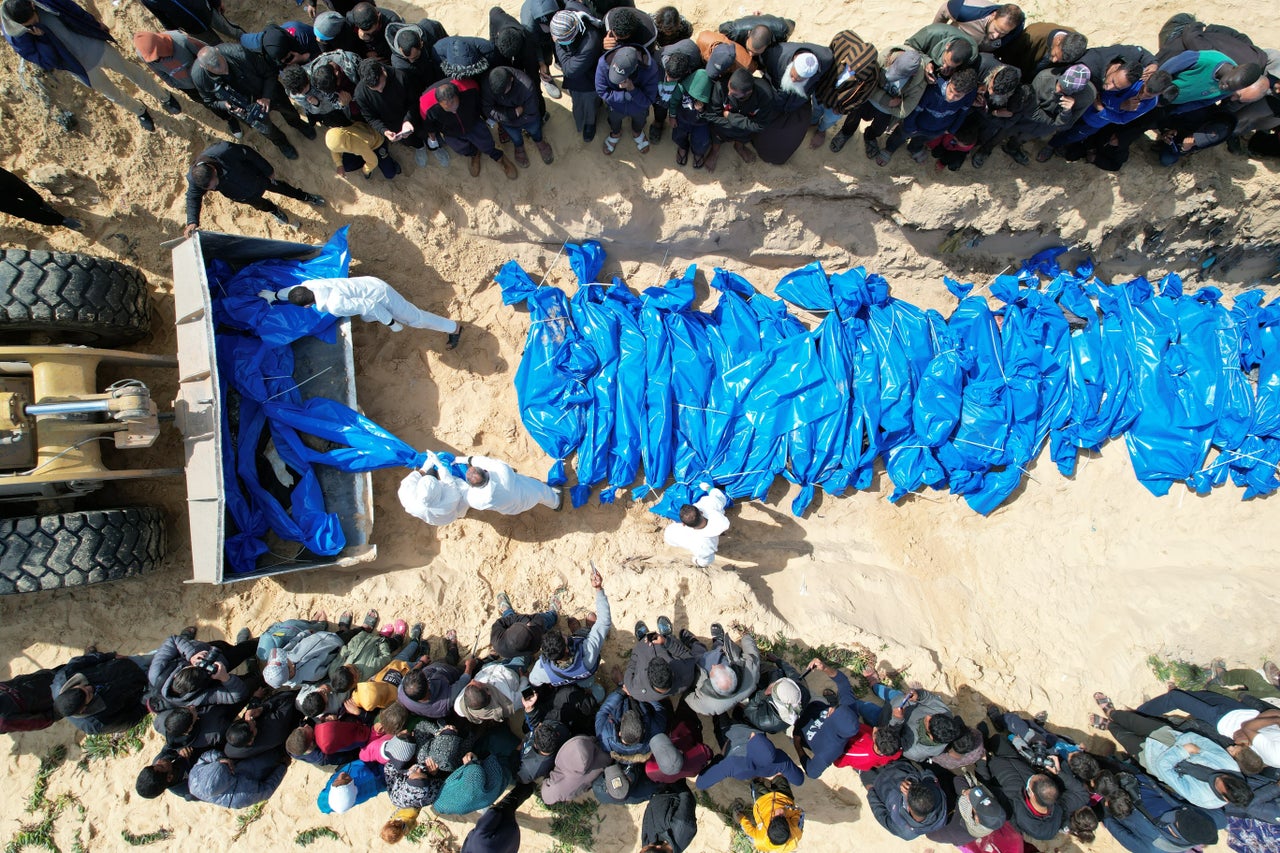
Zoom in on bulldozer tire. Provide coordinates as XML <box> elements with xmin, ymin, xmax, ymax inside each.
<box><xmin>0</xmin><ymin>507</ymin><xmax>167</xmax><ymax>595</ymax></box>
<box><xmin>0</xmin><ymin>248</ymin><xmax>151</xmax><ymax>346</ymax></box>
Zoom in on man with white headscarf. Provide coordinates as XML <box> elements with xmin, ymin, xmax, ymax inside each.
<box><xmin>754</xmin><ymin>41</ymin><xmax>833</xmax><ymax>163</ymax></box>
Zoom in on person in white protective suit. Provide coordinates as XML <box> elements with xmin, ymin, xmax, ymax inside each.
<box><xmin>397</xmin><ymin>452</ymin><xmax>469</xmax><ymax>526</ymax></box>
<box><xmin>458</xmin><ymin>454</ymin><xmax>562</xmax><ymax>514</ymax></box>
<box><xmin>259</xmin><ymin>276</ymin><xmax>462</xmax><ymax>347</ymax></box>
<box><xmin>663</xmin><ymin>482</ymin><xmax>730</xmax><ymax>567</ymax></box>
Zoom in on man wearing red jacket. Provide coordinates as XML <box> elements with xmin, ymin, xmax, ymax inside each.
<box><xmin>419</xmin><ymin>78</ymin><xmax>518</xmax><ymax>178</ymax></box>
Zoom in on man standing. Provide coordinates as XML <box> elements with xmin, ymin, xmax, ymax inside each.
<box><xmin>262</xmin><ymin>277</ymin><xmax>461</xmax><ymax>343</ymax></box>
<box><xmin>878</xmin><ymin>66</ymin><xmax>978</xmax><ymax>165</ymax></box>
<box><xmin>0</xmin><ymin>167</ymin><xmax>81</xmax><ymax>231</ymax></box>
<box><xmin>460</xmin><ymin>454</ymin><xmax>562</xmax><ymax>514</ymax></box>
<box><xmin>183</xmin><ymin>141</ymin><xmax>325</xmax><ymax>234</ymax></box>
<box><xmin>2</xmin><ymin>0</ymin><xmax>169</xmax><ymax>130</ymax></box>
<box><xmin>551</xmin><ymin>7</ymin><xmax>606</xmax><ymax>142</ymax></box>
<box><xmin>998</xmin><ymin>63</ymin><xmax>1094</xmax><ymax>164</ymax></box>
<box><xmin>398</xmin><ymin>452</ymin><xmax>469</xmax><ymax>527</ymax></box>
<box><xmin>664</xmin><ymin>483</ymin><xmax>729</xmax><ymax>568</ymax></box>
<box><xmin>133</xmin><ymin>30</ymin><xmax>240</xmax><ymax>135</ymax></box>
<box><xmin>419</xmin><ymin>79</ymin><xmax>519</xmax><ymax>179</ymax></box>
<box><xmin>482</xmin><ymin>66</ymin><xmax>554</xmax><ymax>166</ymax></box>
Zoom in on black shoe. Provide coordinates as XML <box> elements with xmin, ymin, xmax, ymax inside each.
<box><xmin>60</xmin><ymin>217</ymin><xmax>83</xmax><ymax>231</ymax></box>
<box><xmin>270</xmin><ymin>210</ymin><xmax>290</xmax><ymax>226</ymax></box>
<box><xmin>1226</xmin><ymin>135</ymin><xmax>1244</xmax><ymax>155</ymax></box>
<box><xmin>829</xmin><ymin>133</ymin><xmax>851</xmax><ymax>153</ymax></box>
<box><xmin>649</xmin><ymin>122</ymin><xmax>664</xmax><ymax>145</ymax></box>
<box><xmin>137</xmin><ymin>109</ymin><xmax>156</xmax><ymax>131</ymax></box>
<box><xmin>446</xmin><ymin>326</ymin><xmax>461</xmax><ymax>349</ymax></box>
<box><xmin>823</xmin><ymin>687</ymin><xmax>839</xmax><ymax>705</ymax></box>
<box><xmin>278</xmin><ymin>142</ymin><xmax>299</xmax><ymax>160</ymax></box>
<box><xmin>678</xmin><ymin>628</ymin><xmax>697</xmax><ymax>647</ymax></box>
<box><xmin>1002</xmin><ymin>140</ymin><xmax>1029</xmax><ymax>165</ymax></box>
<box><xmin>226</xmin><ymin>118</ymin><xmax>243</xmax><ymax>138</ymax></box>
<box><xmin>162</xmin><ymin>94</ymin><xmax>182</xmax><ymax>115</ymax></box>
<box><xmin>303</xmin><ymin>193</ymin><xmax>326</xmax><ymax>207</ymax></box>
<box><xmin>297</xmin><ymin>123</ymin><xmax>318</xmax><ymax>141</ymax></box>
<box><xmin>634</xmin><ymin>620</ymin><xmax>649</xmax><ymax>641</ymax></box>
<box><xmin>583</xmin><ymin>123</ymin><xmax>596</xmax><ymax>143</ymax></box>
<box><xmin>656</xmin><ymin>616</ymin><xmax>672</xmax><ymax>637</ymax></box>
<box><xmin>709</xmin><ymin>623</ymin><xmax>725</xmax><ymax>647</ymax></box>
<box><xmin>986</xmin><ymin>703</ymin><xmax>1007</xmax><ymax>732</ymax></box>
<box><xmin>179</xmin><ymin>625</ymin><xmax>197</xmax><ymax>640</ymax></box>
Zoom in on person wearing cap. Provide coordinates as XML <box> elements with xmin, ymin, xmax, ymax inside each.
<box><xmin>313</xmin><ymin>10</ymin><xmax>362</xmax><ymax>56</ymax></box>
<box><xmin>461</xmin><ymin>454</ymin><xmax>562</xmax><ymax>514</ymax></box>
<box><xmin>997</xmin><ymin>63</ymin><xmax>1095</xmax><ymax>164</ymax></box>
<box><xmin>877</xmin><ymin>65</ymin><xmax>979</xmax><ymax>166</ymax></box>
<box><xmin>398</xmin><ymin>452</ymin><xmax>469</xmax><ymax>526</ymax></box>
<box><xmin>663</xmin><ymin>482</ymin><xmax>729</xmax><ymax>567</ymax></box>
<box><xmin>741</xmin><ymin>657</ymin><xmax>810</xmax><ymax>735</ymax></box>
<box><xmin>49</xmin><ymin>649</ymin><xmax>149</xmax><ymax>735</ymax></box>
<box><xmin>140</xmin><ymin>0</ymin><xmax>242</xmax><ymax>45</ymax></box>
<box><xmin>1041</xmin><ymin>46</ymin><xmax>1161</xmax><ymax>165</ymax></box>
<box><xmin>809</xmin><ymin>29</ymin><xmax>880</xmax><ymax>150</ymax></box>
<box><xmin>640</xmin><ymin>779</ymin><xmax>698</xmax><ymax>853</ymax></box>
<box><xmin>460</xmin><ymin>781</ymin><xmax>537</xmax><ymax>853</ymax></box>
<box><xmin>190</xmin><ymin>44</ymin><xmax>316</xmax><ymax>159</ymax></box>
<box><xmin>386</xmin><ymin>19</ymin><xmax>447</xmax><ymax>95</ymax></box>
<box><xmin>696</xmin><ymin>30</ymin><xmax>753</xmax><ymax>79</ymax></box>
<box><xmin>346</xmin><ymin>1</ymin><xmax>400</xmax><ymax>62</ymax></box>
<box><xmin>667</xmin><ymin>68</ymin><xmax>714</xmax><ymax>168</ymax></box>
<box><xmin>2</xmin><ymin>0</ymin><xmax>172</xmax><ymax>132</ymax></box>
<box><xmin>261</xmin><ymin>276</ymin><xmax>461</xmax><ymax>341</ymax></box>
<box><xmin>419</xmin><ymin>78</ymin><xmax>519</xmax><ymax>179</ymax></box>
<box><xmin>926</xmin><ymin>781</ymin><xmax>1009</xmax><ymax>845</ymax></box>
<box><xmin>932</xmin><ymin>1</ymin><xmax>1025</xmax><ymax>54</ymax></box>
<box><xmin>596</xmin><ymin>43</ymin><xmax>660</xmax><ymax>155</ymax></box>
<box><xmin>549</xmin><ymin>6</ymin><xmax>605</xmax><ymax>140</ymax></box>
<box><xmin>905</xmin><ymin>23</ymin><xmax>980</xmax><ymax>83</ymax></box>
<box><xmin>737</xmin><ymin>774</ymin><xmax>804</xmax><ymax>852</ymax></box>
<box><xmin>863</xmin><ymin>759</ymin><xmax>948</xmax><ymax>840</ymax></box>
<box><xmin>830</xmin><ymin>46</ymin><xmax>928</xmax><ymax>156</ymax></box>
<box><xmin>645</xmin><ymin>718</ymin><xmax>713</xmax><ymax>783</ymax></box>
<box><xmin>542</xmin><ymin>735</ymin><xmax>611</xmax><ymax>804</ymax></box>
<box><xmin>755</xmin><ymin>43</ymin><xmax>832</xmax><ymax>164</ymax></box>
<box><xmin>1104</xmin><ymin>769</ymin><xmax>1221</xmax><ymax>852</ymax></box>
<box><xmin>133</xmin><ymin>30</ymin><xmax>241</xmax><ymax>134</ymax></box>
<box><xmin>187</xmin><ymin>749</ymin><xmax>288</xmax><ymax>809</ymax></box>
<box><xmin>318</xmin><ymin>759</ymin><xmax>386</xmax><ymax>813</ymax></box>
<box><xmin>482</xmin><ymin>65</ymin><xmax>554</xmax><ymax>166</ymax></box>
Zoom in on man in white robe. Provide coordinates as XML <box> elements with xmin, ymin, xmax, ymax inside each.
<box><xmin>397</xmin><ymin>452</ymin><xmax>468</xmax><ymax>526</ymax></box>
<box><xmin>459</xmin><ymin>454</ymin><xmax>561</xmax><ymax>514</ymax></box>
<box><xmin>260</xmin><ymin>276</ymin><xmax>462</xmax><ymax>346</ymax></box>
<box><xmin>663</xmin><ymin>483</ymin><xmax>729</xmax><ymax>567</ymax></box>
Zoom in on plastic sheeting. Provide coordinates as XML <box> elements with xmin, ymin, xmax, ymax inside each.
<box><xmin>500</xmin><ymin>241</ymin><xmax>1280</xmax><ymax>518</ymax></box>
<box><xmin>208</xmin><ymin>228</ymin><xmax>425</xmax><ymax>574</ymax></box>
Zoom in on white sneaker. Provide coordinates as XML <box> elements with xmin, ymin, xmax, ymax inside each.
<box><xmin>388</xmin><ymin>322</ymin><xmax>404</xmax><ymax>332</ymax></box>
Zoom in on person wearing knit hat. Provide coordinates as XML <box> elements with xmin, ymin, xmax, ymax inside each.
<box><xmin>251</xmin><ymin>23</ymin><xmax>315</xmax><ymax>69</ymax></box>
<box><xmin>432</xmin><ymin>35</ymin><xmax>496</xmax><ymax>80</ymax></box>
<box><xmin>312</xmin><ymin>11</ymin><xmax>360</xmax><ymax>55</ymax></box>
<box><xmin>994</xmin><ymin>63</ymin><xmax>1095</xmax><ymax>164</ymax></box>
<box><xmin>435</xmin><ymin>753</ymin><xmax>512</xmax><ymax>815</ymax></box>
<box><xmin>133</xmin><ymin>29</ymin><xmax>219</xmax><ymax>122</ymax></box>
<box><xmin>383</xmin><ymin>734</ymin><xmax>418</xmax><ymax>770</ymax></box>
<box><xmin>550</xmin><ymin>8</ymin><xmax>606</xmax><ymax>141</ymax></box>
<box><xmin>668</xmin><ymin>68</ymin><xmax>713</xmax><ymax>168</ymax></box>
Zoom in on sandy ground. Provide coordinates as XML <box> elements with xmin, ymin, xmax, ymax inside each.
<box><xmin>1</xmin><ymin>0</ymin><xmax>1279</xmax><ymax>851</ymax></box>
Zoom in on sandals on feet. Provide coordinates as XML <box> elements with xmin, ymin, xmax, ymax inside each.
<box><xmin>337</xmin><ymin>610</ymin><xmax>353</xmax><ymax>630</ymax></box>
<box><xmin>1088</xmin><ymin>713</ymin><xmax>1110</xmax><ymax>731</ymax></box>
<box><xmin>635</xmin><ymin>133</ymin><xmax>650</xmax><ymax>154</ymax></box>
<box><xmin>362</xmin><ymin>609</ymin><xmax>379</xmax><ymax>631</ymax></box>
<box><xmin>603</xmin><ymin>134</ymin><xmax>619</xmax><ymax>155</ymax></box>
<box><xmin>692</xmin><ymin>152</ymin><xmax>706</xmax><ymax>169</ymax></box>
<box><xmin>1093</xmin><ymin>691</ymin><xmax>1115</xmax><ymax>716</ymax></box>
<box><xmin>864</xmin><ymin>138</ymin><xmax>881</xmax><ymax>160</ymax></box>
<box><xmin>675</xmin><ymin>146</ymin><xmax>689</xmax><ymax>166</ymax></box>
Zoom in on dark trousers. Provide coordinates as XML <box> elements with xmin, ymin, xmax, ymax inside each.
<box><xmin>0</xmin><ymin>167</ymin><xmax>68</xmax><ymax>226</ymax></box>
<box><xmin>208</xmin><ymin>637</ymin><xmax>259</xmax><ymax>671</ymax></box>
<box><xmin>245</xmin><ymin>179</ymin><xmax>312</xmax><ymax>214</ymax></box>
<box><xmin>1107</xmin><ymin>710</ymin><xmax>1169</xmax><ymax>756</ymax></box>
<box><xmin>836</xmin><ymin>101</ymin><xmax>893</xmax><ymax>141</ymax></box>
<box><xmin>1137</xmin><ymin>689</ymin><xmax>1246</xmax><ymax>727</ymax></box>
<box><xmin>755</xmin><ymin>775</ymin><xmax>793</xmax><ymax>799</ymax></box>
<box><xmin>444</xmin><ymin>122</ymin><xmax>502</xmax><ymax>161</ymax></box>
<box><xmin>607</xmin><ymin>111</ymin><xmax>646</xmax><ymax>136</ymax></box>
<box><xmin>672</xmin><ymin>121</ymin><xmax>710</xmax><ymax>155</ymax></box>
<box><xmin>500</xmin><ymin>114</ymin><xmax>545</xmax><ymax>145</ymax></box>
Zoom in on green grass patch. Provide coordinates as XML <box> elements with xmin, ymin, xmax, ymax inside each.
<box><xmin>748</xmin><ymin>630</ymin><xmax>902</xmax><ymax>694</ymax></box>
<box><xmin>295</xmin><ymin>827</ymin><xmax>340</xmax><ymax>847</ymax></box>
<box><xmin>1147</xmin><ymin>655</ymin><xmax>1210</xmax><ymax>690</ymax></box>
<box><xmin>25</xmin><ymin>746</ymin><xmax>66</xmax><ymax>813</ymax></box>
<box><xmin>121</xmin><ymin>828</ymin><xmax>173</xmax><ymax>846</ymax></box>
<box><xmin>535</xmin><ymin>793</ymin><xmax>599</xmax><ymax>852</ymax></box>
<box><xmin>404</xmin><ymin>815</ymin><xmax>457</xmax><ymax>851</ymax></box>
<box><xmin>79</xmin><ymin>714</ymin><xmax>152</xmax><ymax>768</ymax></box>
<box><xmin>231</xmin><ymin>802</ymin><xmax>266</xmax><ymax>842</ymax></box>
<box><xmin>8</xmin><ymin>790</ymin><xmax>81</xmax><ymax>853</ymax></box>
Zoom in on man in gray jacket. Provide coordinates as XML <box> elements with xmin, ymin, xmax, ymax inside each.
<box><xmin>187</xmin><ymin>749</ymin><xmax>288</xmax><ymax>809</ymax></box>
<box><xmin>684</xmin><ymin>625</ymin><xmax>760</xmax><ymax>717</ymax></box>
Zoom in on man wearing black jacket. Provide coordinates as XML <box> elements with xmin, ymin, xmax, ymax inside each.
<box><xmin>353</xmin><ymin>57</ymin><xmax>430</xmax><ymax>167</ymax></box>
<box><xmin>50</xmin><ymin>650</ymin><xmax>148</xmax><ymax>735</ymax></box>
<box><xmin>191</xmin><ymin>43</ymin><xmax>314</xmax><ymax>158</ymax></box>
<box><xmin>550</xmin><ymin>5</ymin><xmax>605</xmax><ymax>140</ymax></box>
<box><xmin>702</xmin><ymin>68</ymin><xmax>783</xmax><ymax>168</ymax></box>
<box><xmin>183</xmin><ymin>141</ymin><xmax>325</xmax><ymax>235</ymax></box>
<box><xmin>386</xmin><ymin>19</ymin><xmax>447</xmax><ymax>94</ymax></box>
<box><xmin>640</xmin><ymin>780</ymin><xmax>698</xmax><ymax>853</ymax></box>
<box><xmin>224</xmin><ymin>689</ymin><xmax>302</xmax><ymax>760</ymax></box>
<box><xmin>979</xmin><ymin>737</ymin><xmax>1087</xmax><ymax>840</ymax></box>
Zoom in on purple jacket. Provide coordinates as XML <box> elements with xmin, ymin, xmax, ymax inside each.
<box><xmin>1</xmin><ymin>0</ymin><xmax>112</xmax><ymax>85</ymax></box>
<box><xmin>594</xmin><ymin>45</ymin><xmax>659</xmax><ymax>118</ymax></box>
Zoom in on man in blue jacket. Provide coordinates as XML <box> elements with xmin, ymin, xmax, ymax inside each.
<box><xmin>696</xmin><ymin>722</ymin><xmax>804</xmax><ymax>788</ymax></box>
<box><xmin>878</xmin><ymin>66</ymin><xmax>978</xmax><ymax>165</ymax></box>
<box><xmin>1106</xmin><ymin>769</ymin><xmax>1221</xmax><ymax>852</ymax></box>
<box><xmin>596</xmin><ymin>44</ymin><xmax>658</xmax><ymax>154</ymax></box>
<box><xmin>2</xmin><ymin>0</ymin><xmax>169</xmax><ymax>129</ymax></box>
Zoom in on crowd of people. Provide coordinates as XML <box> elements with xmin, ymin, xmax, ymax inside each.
<box><xmin>1</xmin><ymin>0</ymin><xmax>1279</xmax><ymax>233</ymax></box>
<box><xmin>2</xmin><ymin>561</ymin><xmax>1279</xmax><ymax>852</ymax></box>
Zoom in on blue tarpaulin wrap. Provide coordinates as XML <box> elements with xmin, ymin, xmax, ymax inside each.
<box><xmin>208</xmin><ymin>228</ymin><xmax>424</xmax><ymax>574</ymax></box>
<box><xmin>498</xmin><ymin>242</ymin><xmax>1280</xmax><ymax>517</ymax></box>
